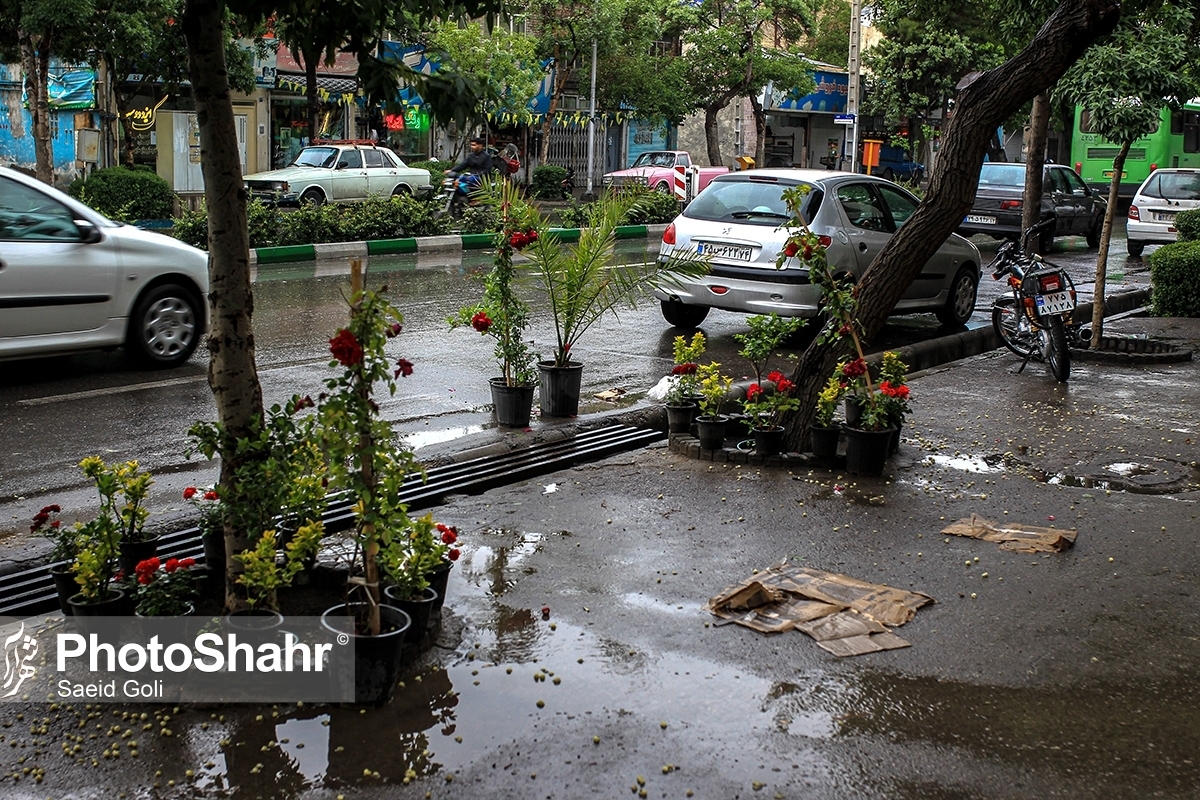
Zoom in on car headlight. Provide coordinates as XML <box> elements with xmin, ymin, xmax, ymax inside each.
<box><xmin>602</xmin><ymin>176</ymin><xmax>612</xmax><ymax>186</ymax></box>
<box><xmin>633</xmin><ymin>176</ymin><xmax>648</xmax><ymax>185</ymax></box>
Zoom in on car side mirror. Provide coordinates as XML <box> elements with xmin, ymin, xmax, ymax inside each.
<box><xmin>75</xmin><ymin>219</ymin><xmax>102</xmax><ymax>244</ymax></box>
<box><xmin>337</xmin><ymin>160</ymin><xmax>349</xmax><ymax>170</ymax></box>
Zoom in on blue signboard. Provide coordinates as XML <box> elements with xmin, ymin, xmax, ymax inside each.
<box><xmin>626</xmin><ymin>120</ymin><xmax>669</xmax><ymax>165</ymax></box>
<box><xmin>767</xmin><ymin>70</ymin><xmax>849</xmax><ymax>114</ymax></box>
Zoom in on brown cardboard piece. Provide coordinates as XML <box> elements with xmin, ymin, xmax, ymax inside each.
<box><xmin>941</xmin><ymin>514</ymin><xmax>1077</xmax><ymax>553</ymax></box>
<box><xmin>705</xmin><ymin>564</ymin><xmax>934</xmax><ymax>657</ymax></box>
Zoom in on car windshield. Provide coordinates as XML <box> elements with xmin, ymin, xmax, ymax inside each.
<box><xmin>684</xmin><ymin>178</ymin><xmax>819</xmax><ymax>226</ymax></box>
<box><xmin>978</xmin><ymin>163</ymin><xmax>1026</xmax><ymax>188</ymax></box>
<box><xmin>631</xmin><ymin>152</ymin><xmax>676</xmax><ymax>168</ymax></box>
<box><xmin>292</xmin><ymin>147</ymin><xmax>339</xmax><ymax>168</ymax></box>
<box><xmin>1145</xmin><ymin>172</ymin><xmax>1200</xmax><ymax>200</ymax></box>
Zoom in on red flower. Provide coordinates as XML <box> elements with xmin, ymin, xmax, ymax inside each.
<box><xmin>881</xmin><ymin>381</ymin><xmax>910</xmax><ymax>399</ymax></box>
<box><xmin>135</xmin><ymin>557</ymin><xmax>160</xmax><ymax>576</ymax></box>
<box><xmin>441</xmin><ymin>529</ymin><xmax>457</xmax><ymax>545</ymax></box>
<box><xmin>386</xmin><ymin>322</ymin><xmax>403</xmax><ymax>338</ymax></box>
<box><xmin>179</xmin><ymin>558</ymin><xmax>196</xmax><ymax>568</ymax></box>
<box><xmin>448</xmin><ymin>548</ymin><xmax>461</xmax><ymax>561</ymax></box>
<box><xmin>329</xmin><ymin>329</ymin><xmax>363</xmax><ymax>367</ymax></box>
<box><xmin>394</xmin><ymin>358</ymin><xmax>414</xmax><ymax>378</ymax></box>
<box><xmin>775</xmin><ymin>377</ymin><xmax>794</xmax><ymax>394</ymax></box>
<box><xmin>42</xmin><ymin>504</ymin><xmax>61</xmax><ymax>514</ymax></box>
<box><xmin>49</xmin><ymin>520</ymin><xmax>60</xmax><ymax>529</ymax></box>
<box><xmin>294</xmin><ymin>395</ymin><xmax>315</xmax><ymax>411</ymax></box>
<box><xmin>767</xmin><ymin>370</ymin><xmax>786</xmax><ymax>385</ymax></box>
<box><xmin>746</xmin><ymin>383</ymin><xmax>764</xmax><ymax>402</ymax></box>
<box><xmin>509</xmin><ymin>232</ymin><xmax>528</xmax><ymax>249</ymax></box>
<box><xmin>838</xmin><ymin>324</ymin><xmax>852</xmax><ymax>336</ymax></box>
<box><xmin>671</xmin><ymin>362</ymin><xmax>697</xmax><ymax>376</ymax></box>
<box><xmin>203</xmin><ymin>490</ymin><xmax>218</xmax><ymax>501</ymax></box>
<box><xmin>164</xmin><ymin>558</ymin><xmax>180</xmax><ymax>573</ymax></box>
<box><xmin>783</xmin><ymin>241</ymin><xmax>799</xmax><ymax>258</ymax></box>
<box><xmin>527</xmin><ymin>229</ymin><xmax>539</xmax><ymax>242</ymax></box>
<box><xmin>471</xmin><ymin>311</ymin><xmax>493</xmax><ymax>333</ymax></box>
<box><xmin>183</xmin><ymin>487</ymin><xmax>198</xmax><ymax>500</ymax></box>
<box><xmin>841</xmin><ymin>358</ymin><xmax>867</xmax><ymax>379</ymax></box>
<box><xmin>802</xmin><ymin>245</ymin><xmax>814</xmax><ymax>260</ymax></box>
<box><xmin>137</xmin><ymin>572</ymin><xmax>153</xmax><ymax>585</ymax></box>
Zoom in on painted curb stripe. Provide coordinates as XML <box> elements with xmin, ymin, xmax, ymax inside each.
<box><xmin>256</xmin><ymin>244</ymin><xmax>315</xmax><ymax>264</ymax></box>
<box><xmin>460</xmin><ymin>233</ymin><xmax>495</xmax><ymax>250</ymax></box>
<box><xmin>367</xmin><ymin>238</ymin><xmax>418</xmax><ymax>255</ymax></box>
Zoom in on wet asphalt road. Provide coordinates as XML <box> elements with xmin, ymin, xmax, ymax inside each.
<box><xmin>0</xmin><ymin>223</ymin><xmax>1151</xmax><ymax>555</ymax></box>
<box><xmin>2</xmin><ymin>316</ymin><xmax>1197</xmax><ymax>799</ymax></box>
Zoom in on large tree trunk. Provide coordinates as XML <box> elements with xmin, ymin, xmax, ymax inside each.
<box><xmin>539</xmin><ymin>55</ymin><xmax>573</xmax><ymax>165</ymax></box>
<box><xmin>1090</xmin><ymin>141</ymin><xmax>1129</xmax><ymax>346</ymax></box>
<box><xmin>782</xmin><ymin>0</ymin><xmax>1121</xmax><ymax>450</ymax></box>
<box><xmin>704</xmin><ymin>105</ymin><xmax>723</xmax><ymax>166</ymax></box>
<box><xmin>749</xmin><ymin>94</ymin><xmax>766</xmax><ymax>168</ymax></box>
<box><xmin>18</xmin><ymin>30</ymin><xmax>54</xmax><ymax>184</ymax></box>
<box><xmin>303</xmin><ymin>47</ymin><xmax>320</xmax><ymax>141</ymax></box>
<box><xmin>1022</xmin><ymin>91</ymin><xmax>1052</xmax><ymax>255</ymax></box>
<box><xmin>182</xmin><ymin>0</ymin><xmax>265</xmax><ymax>611</ymax></box>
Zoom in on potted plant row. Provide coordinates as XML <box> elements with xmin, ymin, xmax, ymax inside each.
<box><xmin>664</xmin><ymin>332</ymin><xmax>706</xmax><ymax>434</ymax></box>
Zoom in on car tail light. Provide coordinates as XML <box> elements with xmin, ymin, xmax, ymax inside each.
<box><xmin>663</xmin><ymin>223</ymin><xmax>676</xmax><ymax>245</ymax></box>
<box><xmin>818</xmin><ymin>235</ymin><xmax>832</xmax><ymax>247</ymax></box>
<box><xmin>1000</xmin><ymin>199</ymin><xmax>1022</xmax><ymax>210</ymax></box>
<box><xmin>1128</xmin><ymin>205</ymin><xmax>1140</xmax><ymax>221</ymax></box>
<box><xmin>1038</xmin><ymin>274</ymin><xmax>1062</xmax><ymax>293</ymax></box>
<box><xmin>1074</xmin><ymin>162</ymin><xmax>1082</xmax><ymax>175</ymax></box>
<box><xmin>709</xmin><ymin>286</ymin><xmax>729</xmax><ymax>295</ymax></box>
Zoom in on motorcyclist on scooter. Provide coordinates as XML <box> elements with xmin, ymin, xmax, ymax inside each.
<box><xmin>445</xmin><ymin>136</ymin><xmax>494</xmax><ymax>178</ymax></box>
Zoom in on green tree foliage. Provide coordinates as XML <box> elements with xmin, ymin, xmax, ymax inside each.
<box><xmin>426</xmin><ymin>19</ymin><xmax>542</xmax><ymax>129</ymax></box>
<box><xmin>678</xmin><ymin>0</ymin><xmax>815</xmax><ymax>166</ymax></box>
<box><xmin>799</xmin><ymin>0</ymin><xmax>851</xmax><ymax>68</ymax></box>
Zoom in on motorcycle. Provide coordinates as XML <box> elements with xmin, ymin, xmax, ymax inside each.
<box><xmin>436</xmin><ymin>171</ymin><xmax>483</xmax><ymax>219</ymax></box>
<box><xmin>988</xmin><ymin>219</ymin><xmax>1088</xmax><ymax>382</ymax></box>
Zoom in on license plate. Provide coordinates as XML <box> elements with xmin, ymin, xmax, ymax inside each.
<box><xmin>1035</xmin><ymin>290</ymin><xmax>1075</xmax><ymax>314</ymax></box>
<box><xmin>1154</xmin><ymin>211</ymin><xmax>1177</xmax><ymax>222</ymax></box>
<box><xmin>965</xmin><ymin>214</ymin><xmax>996</xmax><ymax>225</ymax></box>
<box><xmin>696</xmin><ymin>242</ymin><xmax>753</xmax><ymax>261</ymax></box>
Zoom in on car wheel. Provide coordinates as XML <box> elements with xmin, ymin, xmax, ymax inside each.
<box><xmin>391</xmin><ymin>184</ymin><xmax>411</xmax><ymax>198</ymax></box>
<box><xmin>300</xmin><ymin>188</ymin><xmax>325</xmax><ymax>205</ymax></box>
<box><xmin>127</xmin><ymin>284</ymin><xmax>202</xmax><ymax>369</ymax></box>
<box><xmin>1127</xmin><ymin>239</ymin><xmax>1145</xmax><ymax>257</ymax></box>
<box><xmin>660</xmin><ymin>300</ymin><xmax>709</xmax><ymax>328</ymax></box>
<box><xmin>655</xmin><ymin>181</ymin><xmax>672</xmax><ymax>194</ymax></box>
<box><xmin>936</xmin><ymin>266</ymin><xmax>979</xmax><ymax>326</ymax></box>
<box><xmin>1086</xmin><ymin>216</ymin><xmax>1102</xmax><ymax>248</ymax></box>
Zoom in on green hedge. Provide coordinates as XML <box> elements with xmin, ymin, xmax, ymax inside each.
<box><xmin>69</xmin><ymin>165</ymin><xmax>176</xmax><ymax>221</ymax></box>
<box><xmin>531</xmin><ymin>164</ymin><xmax>568</xmax><ymax>199</ymax></box>
<box><xmin>556</xmin><ymin>185</ymin><xmax>681</xmax><ymax>228</ymax></box>
<box><xmin>407</xmin><ymin>159</ymin><xmax>455</xmax><ymax>185</ymax></box>
<box><xmin>1175</xmin><ymin>208</ymin><xmax>1200</xmax><ymax>242</ymax></box>
<box><xmin>171</xmin><ymin>196</ymin><xmax>451</xmax><ymax>250</ymax></box>
<box><xmin>1149</xmin><ymin>239</ymin><xmax>1200</xmax><ymax>317</ymax></box>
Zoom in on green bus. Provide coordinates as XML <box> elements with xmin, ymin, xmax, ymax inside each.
<box><xmin>1070</xmin><ymin>104</ymin><xmax>1200</xmax><ymax>199</ymax></box>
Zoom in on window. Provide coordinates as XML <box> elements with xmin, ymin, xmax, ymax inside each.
<box><xmin>0</xmin><ymin>177</ymin><xmax>82</xmax><ymax>241</ymax></box>
<box><xmin>363</xmin><ymin>149</ymin><xmax>383</xmax><ymax>168</ymax></box>
<box><xmin>340</xmin><ymin>150</ymin><xmax>363</xmax><ymax>169</ymax></box>
<box><xmin>1184</xmin><ymin>111</ymin><xmax>1200</xmax><ymax>154</ymax></box>
<box><xmin>836</xmin><ymin>183</ymin><xmax>888</xmax><ymax>232</ymax></box>
<box><xmin>978</xmin><ymin>163</ymin><xmax>1026</xmax><ymax>188</ymax></box>
<box><xmin>685</xmin><ymin>179</ymin><xmax>819</xmax><ymax>225</ymax></box>
<box><xmin>1046</xmin><ymin>168</ymin><xmax>1070</xmax><ymax>194</ymax></box>
<box><xmin>1155</xmin><ymin>171</ymin><xmax>1200</xmax><ymax>200</ymax></box>
<box><xmin>677</xmin><ymin>153</ymin><xmax>691</xmax><ymax>167</ymax></box>
<box><xmin>1061</xmin><ymin>168</ymin><xmax>1089</xmax><ymax>196</ymax></box>
<box><xmin>295</xmin><ymin>147</ymin><xmax>339</xmax><ymax>168</ymax></box>
<box><xmin>877</xmin><ymin>185</ymin><xmax>917</xmax><ymax>229</ymax></box>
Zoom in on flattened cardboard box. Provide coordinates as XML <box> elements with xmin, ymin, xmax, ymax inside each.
<box><xmin>705</xmin><ymin>565</ymin><xmax>934</xmax><ymax>657</ymax></box>
<box><xmin>941</xmin><ymin>514</ymin><xmax>1077</xmax><ymax>553</ymax></box>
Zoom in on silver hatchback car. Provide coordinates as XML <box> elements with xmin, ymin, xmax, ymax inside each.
<box><xmin>653</xmin><ymin>169</ymin><xmax>982</xmax><ymax>328</ymax></box>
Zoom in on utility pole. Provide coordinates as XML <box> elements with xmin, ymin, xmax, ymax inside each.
<box><xmin>583</xmin><ymin>37</ymin><xmax>598</xmax><ymax>201</ymax></box>
<box><xmin>847</xmin><ymin>0</ymin><xmax>861</xmax><ymax>173</ymax></box>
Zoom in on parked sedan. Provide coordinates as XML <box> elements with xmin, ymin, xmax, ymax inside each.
<box><xmin>957</xmin><ymin>162</ymin><xmax>1106</xmax><ymax>250</ymax></box>
<box><xmin>0</xmin><ymin>166</ymin><xmax>209</xmax><ymax>368</ymax></box>
<box><xmin>1126</xmin><ymin>168</ymin><xmax>1200</xmax><ymax>256</ymax></box>
<box><xmin>653</xmin><ymin>169</ymin><xmax>982</xmax><ymax>328</ymax></box>
<box><xmin>244</xmin><ymin>142</ymin><xmax>432</xmax><ymax>206</ymax></box>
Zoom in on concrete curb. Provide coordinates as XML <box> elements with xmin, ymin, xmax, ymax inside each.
<box><xmin>249</xmin><ymin>223</ymin><xmax>668</xmax><ymax>266</ymax></box>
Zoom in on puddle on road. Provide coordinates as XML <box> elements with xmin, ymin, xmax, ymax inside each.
<box><xmin>403</xmin><ymin>423</ymin><xmax>488</xmax><ymax>450</ymax></box>
<box><xmin>923</xmin><ymin>453</ymin><xmax>1005</xmax><ymax>473</ymax></box>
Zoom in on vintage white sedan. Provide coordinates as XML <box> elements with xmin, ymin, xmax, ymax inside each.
<box><xmin>244</xmin><ymin>141</ymin><xmax>432</xmax><ymax>206</ymax></box>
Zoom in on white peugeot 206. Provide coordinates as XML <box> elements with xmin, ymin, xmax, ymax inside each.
<box><xmin>0</xmin><ymin>166</ymin><xmax>209</xmax><ymax>368</ymax></box>
<box><xmin>653</xmin><ymin>169</ymin><xmax>982</xmax><ymax>329</ymax></box>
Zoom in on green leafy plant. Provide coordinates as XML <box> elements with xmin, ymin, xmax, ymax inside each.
<box><xmin>522</xmin><ymin>191</ymin><xmax>708</xmax><ymax>367</ymax></box>
<box><xmin>234</xmin><ymin>524</ymin><xmax>323</xmax><ymax>610</ymax></box>
<box><xmin>531</xmin><ymin>164</ymin><xmax>568</xmax><ymax>199</ymax></box>
<box><xmin>734</xmin><ymin>313</ymin><xmax>805</xmax><ymax>384</ymax></box>
<box><xmin>407</xmin><ymin>159</ymin><xmax>456</xmax><ymax>184</ymax></box>
<box><xmin>182</xmin><ymin>486</ymin><xmax>222</xmax><ymax>536</ymax></box>
<box><xmin>69</xmin><ymin>165</ymin><xmax>176</xmax><ymax>220</ymax></box>
<box><xmin>741</xmin><ymin>371</ymin><xmax>802</xmax><ymax>430</ymax></box>
<box><xmin>1150</xmin><ymin>239</ymin><xmax>1200</xmax><ymax>317</ymax></box>
<box><xmin>70</xmin><ymin>457</ymin><xmax>153</xmax><ymax>602</ymax></box>
<box><xmin>458</xmin><ymin>203</ymin><xmax>502</xmax><ymax>234</ymax></box>
<box><xmin>450</xmin><ymin>179</ymin><xmax>540</xmax><ymax>386</ymax></box>
<box><xmin>814</xmin><ymin>376</ymin><xmax>845</xmax><ymax>427</ymax></box>
<box><xmin>665</xmin><ymin>332</ymin><xmax>706</xmax><ymax>404</ymax></box>
<box><xmin>377</xmin><ymin>513</ymin><xmax>460</xmax><ymax>600</ymax></box>
<box><xmin>1176</xmin><ymin>208</ymin><xmax>1200</xmax><ymax>242</ymax></box>
<box><xmin>696</xmin><ymin>362</ymin><xmax>732</xmax><ymax>419</ymax></box>
<box><xmin>132</xmin><ymin>556</ymin><xmax>199</xmax><ymax>616</ymax></box>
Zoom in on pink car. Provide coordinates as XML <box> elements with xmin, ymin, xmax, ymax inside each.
<box><xmin>602</xmin><ymin>151</ymin><xmax>729</xmax><ymax>194</ymax></box>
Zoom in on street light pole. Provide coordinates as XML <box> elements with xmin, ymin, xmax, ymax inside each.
<box><xmin>583</xmin><ymin>37</ymin><xmax>598</xmax><ymax>201</ymax></box>
<box><xmin>847</xmin><ymin>0</ymin><xmax>861</xmax><ymax>174</ymax></box>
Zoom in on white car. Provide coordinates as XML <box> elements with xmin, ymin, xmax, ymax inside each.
<box><xmin>0</xmin><ymin>166</ymin><xmax>209</xmax><ymax>368</ymax></box>
<box><xmin>653</xmin><ymin>169</ymin><xmax>982</xmax><ymax>328</ymax></box>
<box><xmin>1126</xmin><ymin>168</ymin><xmax>1200</xmax><ymax>256</ymax></box>
<box><xmin>245</xmin><ymin>142</ymin><xmax>432</xmax><ymax>206</ymax></box>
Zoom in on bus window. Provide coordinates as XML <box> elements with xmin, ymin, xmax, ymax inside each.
<box><xmin>1184</xmin><ymin>111</ymin><xmax>1200</xmax><ymax>153</ymax></box>
<box><xmin>1171</xmin><ymin>110</ymin><xmax>1184</xmax><ymax>136</ymax></box>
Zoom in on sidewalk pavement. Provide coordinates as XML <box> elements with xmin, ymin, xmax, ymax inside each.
<box><xmin>4</xmin><ymin>312</ymin><xmax>1199</xmax><ymax>799</ymax></box>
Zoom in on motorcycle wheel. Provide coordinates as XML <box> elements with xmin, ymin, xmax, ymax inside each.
<box><xmin>1044</xmin><ymin>315</ymin><xmax>1071</xmax><ymax>382</ymax></box>
<box><xmin>991</xmin><ymin>297</ymin><xmax>1038</xmax><ymax>360</ymax></box>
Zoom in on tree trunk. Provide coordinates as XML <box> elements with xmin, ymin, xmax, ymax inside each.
<box><xmin>303</xmin><ymin>47</ymin><xmax>320</xmax><ymax>141</ymax></box>
<box><xmin>1022</xmin><ymin>91</ymin><xmax>1051</xmax><ymax>255</ymax></box>
<box><xmin>704</xmin><ymin>105</ymin><xmax>722</xmax><ymax>166</ymax></box>
<box><xmin>182</xmin><ymin>0</ymin><xmax>265</xmax><ymax>611</ymax></box>
<box><xmin>1090</xmin><ymin>140</ymin><xmax>1129</xmax><ymax>347</ymax></box>
<box><xmin>749</xmin><ymin>94</ymin><xmax>766</xmax><ymax>168</ymax></box>
<box><xmin>539</xmin><ymin>56</ymin><xmax>573</xmax><ymax>165</ymax></box>
<box><xmin>782</xmin><ymin>0</ymin><xmax>1121</xmax><ymax>451</ymax></box>
<box><xmin>18</xmin><ymin>31</ymin><xmax>54</xmax><ymax>184</ymax></box>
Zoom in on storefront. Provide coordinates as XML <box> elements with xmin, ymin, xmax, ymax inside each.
<box><xmin>760</xmin><ymin>69</ymin><xmax>850</xmax><ymax>170</ymax></box>
<box><xmin>271</xmin><ymin>50</ymin><xmax>361</xmax><ymax>168</ymax></box>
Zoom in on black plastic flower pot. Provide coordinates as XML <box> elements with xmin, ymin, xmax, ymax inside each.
<box><xmin>844</xmin><ymin>426</ymin><xmax>896</xmax><ymax>477</ymax></box>
<box><xmin>809</xmin><ymin>424</ymin><xmax>841</xmax><ymax>460</ymax></box>
<box><xmin>424</xmin><ymin>561</ymin><xmax>453</xmax><ymax>618</ymax></box>
<box><xmin>383</xmin><ymin>585</ymin><xmax>438</xmax><ymax>644</ymax></box>
<box><xmin>490</xmin><ymin>378</ymin><xmax>535</xmax><ymax>428</ymax></box>
<box><xmin>538</xmin><ymin>360</ymin><xmax>583</xmax><ymax>418</ymax></box>
<box><xmin>50</xmin><ymin>565</ymin><xmax>77</xmax><ymax>616</ymax></box>
<box><xmin>695</xmin><ymin>415</ymin><xmax>729</xmax><ymax>450</ymax></box>
<box><xmin>320</xmin><ymin>602</ymin><xmax>411</xmax><ymax>706</ymax></box>
<box><xmin>753</xmin><ymin>426</ymin><xmax>786</xmax><ymax>456</ymax></box>
<box><xmin>224</xmin><ymin>608</ymin><xmax>284</xmax><ymax>631</ymax></box>
<box><xmin>118</xmin><ymin>537</ymin><xmax>160</xmax><ymax>578</ymax></box>
<box><xmin>665</xmin><ymin>402</ymin><xmax>698</xmax><ymax>434</ymax></box>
